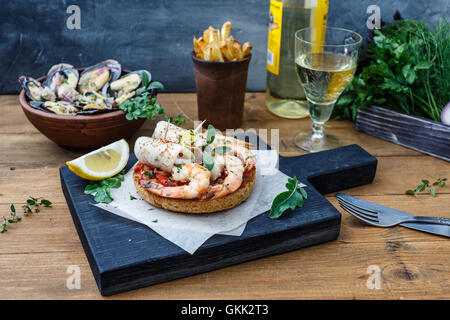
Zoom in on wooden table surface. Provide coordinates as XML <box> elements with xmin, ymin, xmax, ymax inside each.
<box><xmin>1</xmin><ymin>93</ymin><xmax>449</xmax><ymax>300</ymax></box>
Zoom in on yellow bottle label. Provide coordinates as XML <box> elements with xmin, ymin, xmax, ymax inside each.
<box><xmin>312</xmin><ymin>0</ymin><xmax>328</xmax><ymax>52</ymax></box>
<box><xmin>267</xmin><ymin>0</ymin><xmax>283</xmax><ymax>75</ymax></box>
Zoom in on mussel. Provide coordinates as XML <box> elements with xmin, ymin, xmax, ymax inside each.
<box><xmin>30</xmin><ymin>101</ymin><xmax>79</xmax><ymax>115</ymax></box>
<box><xmin>19</xmin><ymin>59</ymin><xmax>152</xmax><ymax>117</ymax></box>
<box><xmin>78</xmin><ymin>59</ymin><xmax>121</xmax><ymax>94</ymax></box>
<box><xmin>47</xmin><ymin>63</ymin><xmax>75</xmax><ymax>76</ymax></box>
<box><xmin>19</xmin><ymin>76</ymin><xmax>56</xmax><ymax>102</ymax></box>
<box><xmin>44</xmin><ymin>64</ymin><xmax>79</xmax><ymax>91</ymax></box>
<box><xmin>102</xmin><ymin>70</ymin><xmax>151</xmax><ymax>106</ymax></box>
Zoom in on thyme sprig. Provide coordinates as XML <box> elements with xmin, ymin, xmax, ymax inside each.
<box><xmin>405</xmin><ymin>177</ymin><xmax>447</xmax><ymax>197</ymax></box>
<box><xmin>1</xmin><ymin>197</ymin><xmax>52</xmax><ymax>233</ymax></box>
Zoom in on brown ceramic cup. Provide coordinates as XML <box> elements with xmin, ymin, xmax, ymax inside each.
<box><xmin>192</xmin><ymin>52</ymin><xmax>251</xmax><ymax>130</ymax></box>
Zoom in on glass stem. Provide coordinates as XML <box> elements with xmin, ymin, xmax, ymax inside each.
<box><xmin>312</xmin><ymin>122</ymin><xmax>325</xmax><ymax>139</ymax></box>
<box><xmin>308</xmin><ymin>100</ymin><xmax>335</xmax><ymax>140</ymax></box>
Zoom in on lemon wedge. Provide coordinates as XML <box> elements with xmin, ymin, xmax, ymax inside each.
<box><xmin>66</xmin><ymin>139</ymin><xmax>129</xmax><ymax>180</ymax></box>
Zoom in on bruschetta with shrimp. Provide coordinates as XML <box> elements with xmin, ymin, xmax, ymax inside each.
<box><xmin>132</xmin><ymin>121</ymin><xmax>256</xmax><ymax>213</ymax></box>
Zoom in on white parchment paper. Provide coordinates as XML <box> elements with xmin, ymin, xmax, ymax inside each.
<box><xmin>94</xmin><ymin>150</ymin><xmax>305</xmax><ymax>254</ymax></box>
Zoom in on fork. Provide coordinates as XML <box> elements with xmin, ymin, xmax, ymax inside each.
<box><xmin>336</xmin><ymin>193</ymin><xmax>450</xmax><ymax>227</ymax></box>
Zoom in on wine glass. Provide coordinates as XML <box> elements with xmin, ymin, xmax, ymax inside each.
<box><xmin>294</xmin><ymin>27</ymin><xmax>362</xmax><ymax>152</ymax></box>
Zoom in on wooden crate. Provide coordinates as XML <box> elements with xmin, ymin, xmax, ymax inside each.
<box><xmin>356</xmin><ymin>105</ymin><xmax>450</xmax><ymax>162</ymax></box>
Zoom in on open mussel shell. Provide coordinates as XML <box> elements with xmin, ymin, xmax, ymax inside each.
<box><xmin>102</xmin><ymin>70</ymin><xmax>151</xmax><ymax>106</ymax></box>
<box><xmin>47</xmin><ymin>63</ymin><xmax>75</xmax><ymax>76</ymax></box>
<box><xmin>44</xmin><ymin>67</ymin><xmax>79</xmax><ymax>91</ymax></box>
<box><xmin>78</xmin><ymin>59</ymin><xmax>122</xmax><ymax>94</ymax></box>
<box><xmin>77</xmin><ymin>103</ymin><xmax>114</xmax><ymax>115</ymax></box>
<box><xmin>19</xmin><ymin>76</ymin><xmax>56</xmax><ymax>102</ymax></box>
<box><xmin>30</xmin><ymin>101</ymin><xmax>79</xmax><ymax>115</ymax></box>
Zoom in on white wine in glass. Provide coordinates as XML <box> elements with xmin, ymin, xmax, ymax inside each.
<box><xmin>294</xmin><ymin>27</ymin><xmax>362</xmax><ymax>152</ymax></box>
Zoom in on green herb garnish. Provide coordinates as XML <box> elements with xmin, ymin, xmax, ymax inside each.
<box><xmin>202</xmin><ymin>125</ymin><xmax>232</xmax><ymax>171</ymax></box>
<box><xmin>144</xmin><ymin>170</ymin><xmax>155</xmax><ymax>178</ymax></box>
<box><xmin>7</xmin><ymin>204</ymin><xmax>21</xmax><ymax>223</ymax></box>
<box><xmin>130</xmin><ymin>195</ymin><xmax>137</xmax><ymax>200</ymax></box>
<box><xmin>1</xmin><ymin>217</ymin><xmax>7</xmax><ymax>233</ymax></box>
<box><xmin>202</xmin><ymin>124</ymin><xmax>217</xmax><ymax>171</ymax></box>
<box><xmin>84</xmin><ymin>170</ymin><xmax>125</xmax><ymax>203</ymax></box>
<box><xmin>166</xmin><ymin>113</ymin><xmax>186</xmax><ymax>126</ymax></box>
<box><xmin>212</xmin><ymin>146</ymin><xmax>231</xmax><ymax>155</ymax></box>
<box><xmin>2</xmin><ymin>197</ymin><xmax>52</xmax><ymax>233</ymax></box>
<box><xmin>120</xmin><ymin>92</ymin><xmax>164</xmax><ymax>121</ymax></box>
<box><xmin>22</xmin><ymin>196</ymin><xmax>52</xmax><ymax>214</ymax></box>
<box><xmin>334</xmin><ymin>19</ymin><xmax>449</xmax><ymax>122</ymax></box>
<box><xmin>405</xmin><ymin>177</ymin><xmax>447</xmax><ymax>197</ymax></box>
<box><xmin>206</xmin><ymin>124</ymin><xmax>215</xmax><ymax>145</ymax></box>
<box><xmin>120</xmin><ymin>80</ymin><xmax>186</xmax><ymax>126</ymax></box>
<box><xmin>120</xmin><ymin>79</ymin><xmax>165</xmax><ymax>121</ymax></box>
<box><xmin>269</xmin><ymin>177</ymin><xmax>307</xmax><ymax>219</ymax></box>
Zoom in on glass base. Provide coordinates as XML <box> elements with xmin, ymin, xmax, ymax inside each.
<box><xmin>294</xmin><ymin>131</ymin><xmax>340</xmax><ymax>153</ymax></box>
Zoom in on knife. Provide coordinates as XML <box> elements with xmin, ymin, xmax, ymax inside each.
<box><xmin>336</xmin><ymin>194</ymin><xmax>450</xmax><ymax>238</ymax></box>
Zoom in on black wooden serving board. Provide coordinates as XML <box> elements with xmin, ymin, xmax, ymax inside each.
<box><xmin>60</xmin><ymin>136</ymin><xmax>377</xmax><ymax>296</ymax></box>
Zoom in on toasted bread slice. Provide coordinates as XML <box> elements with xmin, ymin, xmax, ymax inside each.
<box><xmin>133</xmin><ymin>165</ymin><xmax>256</xmax><ymax>213</ymax></box>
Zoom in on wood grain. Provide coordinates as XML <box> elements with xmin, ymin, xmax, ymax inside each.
<box><xmin>0</xmin><ymin>93</ymin><xmax>449</xmax><ymax>299</ymax></box>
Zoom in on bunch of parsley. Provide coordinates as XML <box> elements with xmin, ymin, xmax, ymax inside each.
<box><xmin>333</xmin><ymin>19</ymin><xmax>450</xmax><ymax>122</ymax></box>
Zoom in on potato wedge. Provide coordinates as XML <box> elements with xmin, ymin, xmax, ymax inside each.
<box><xmin>197</xmin><ymin>37</ymin><xmax>206</xmax><ymax>51</ymax></box>
<box><xmin>195</xmin><ymin>22</ymin><xmax>251</xmax><ymax>61</ymax></box>
<box><xmin>196</xmin><ymin>51</ymin><xmax>204</xmax><ymax>60</ymax></box>
<box><xmin>203</xmin><ymin>26</ymin><xmax>215</xmax><ymax>45</ymax></box>
<box><xmin>210</xmin><ymin>42</ymin><xmax>224</xmax><ymax>62</ymax></box>
<box><xmin>209</xmin><ymin>29</ymin><xmax>221</xmax><ymax>45</ymax></box>
<box><xmin>220</xmin><ymin>21</ymin><xmax>232</xmax><ymax>40</ymax></box>
<box><xmin>227</xmin><ymin>41</ymin><xmax>243</xmax><ymax>60</ymax></box>
<box><xmin>220</xmin><ymin>40</ymin><xmax>234</xmax><ymax>61</ymax></box>
<box><xmin>193</xmin><ymin>36</ymin><xmax>202</xmax><ymax>54</ymax></box>
<box><xmin>242</xmin><ymin>42</ymin><xmax>252</xmax><ymax>57</ymax></box>
<box><xmin>203</xmin><ymin>46</ymin><xmax>213</xmax><ymax>61</ymax></box>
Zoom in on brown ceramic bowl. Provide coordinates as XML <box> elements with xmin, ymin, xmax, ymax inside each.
<box><xmin>18</xmin><ymin>69</ymin><xmax>146</xmax><ymax>151</ymax></box>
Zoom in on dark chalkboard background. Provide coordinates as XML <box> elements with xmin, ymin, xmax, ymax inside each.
<box><xmin>0</xmin><ymin>0</ymin><xmax>448</xmax><ymax>93</ymax></box>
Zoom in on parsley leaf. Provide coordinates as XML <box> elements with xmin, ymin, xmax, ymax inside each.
<box><xmin>269</xmin><ymin>177</ymin><xmax>307</xmax><ymax>219</ymax></box>
<box><xmin>206</xmin><ymin>124</ymin><xmax>215</xmax><ymax>145</ymax></box>
<box><xmin>212</xmin><ymin>146</ymin><xmax>231</xmax><ymax>155</ymax></box>
<box><xmin>84</xmin><ymin>170</ymin><xmax>126</xmax><ymax>204</ymax></box>
<box><xmin>166</xmin><ymin>113</ymin><xmax>186</xmax><ymax>126</ymax></box>
<box><xmin>202</xmin><ymin>150</ymin><xmax>214</xmax><ymax>171</ymax></box>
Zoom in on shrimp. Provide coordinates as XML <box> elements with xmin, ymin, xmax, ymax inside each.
<box><xmin>134</xmin><ymin>137</ymin><xmax>195</xmax><ymax>173</ymax></box>
<box><xmin>142</xmin><ymin>163</ymin><xmax>211</xmax><ymax>199</ymax></box>
<box><xmin>228</xmin><ymin>144</ymin><xmax>256</xmax><ymax>171</ymax></box>
<box><xmin>210</xmin><ymin>154</ymin><xmax>226</xmax><ymax>181</ymax></box>
<box><xmin>202</xmin><ymin>155</ymin><xmax>244</xmax><ymax>200</ymax></box>
<box><xmin>212</xmin><ymin>142</ymin><xmax>256</xmax><ymax>171</ymax></box>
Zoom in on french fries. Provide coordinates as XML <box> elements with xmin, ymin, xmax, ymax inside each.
<box><xmin>193</xmin><ymin>21</ymin><xmax>252</xmax><ymax>62</ymax></box>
